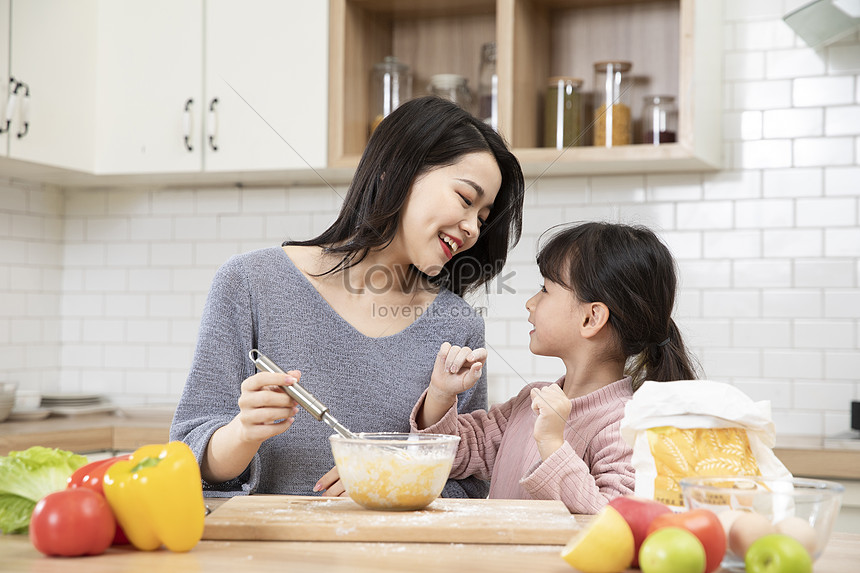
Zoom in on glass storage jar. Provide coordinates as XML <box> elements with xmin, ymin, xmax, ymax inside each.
<box><xmin>592</xmin><ymin>61</ymin><xmax>633</xmax><ymax>147</ymax></box>
<box><xmin>477</xmin><ymin>42</ymin><xmax>498</xmax><ymax>129</ymax></box>
<box><xmin>543</xmin><ymin>76</ymin><xmax>584</xmax><ymax>149</ymax></box>
<box><xmin>427</xmin><ymin>74</ymin><xmax>472</xmax><ymax>113</ymax></box>
<box><xmin>369</xmin><ymin>56</ymin><xmax>412</xmax><ymax>135</ymax></box>
<box><xmin>642</xmin><ymin>95</ymin><xmax>677</xmax><ymax>144</ymax></box>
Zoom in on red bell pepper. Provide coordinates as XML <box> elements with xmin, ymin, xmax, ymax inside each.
<box><xmin>67</xmin><ymin>454</ymin><xmax>131</xmax><ymax>545</ymax></box>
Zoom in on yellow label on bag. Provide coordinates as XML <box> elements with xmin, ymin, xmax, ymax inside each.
<box><xmin>646</xmin><ymin>426</ymin><xmax>762</xmax><ymax>507</ymax></box>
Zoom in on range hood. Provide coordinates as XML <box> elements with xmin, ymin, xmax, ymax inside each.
<box><xmin>784</xmin><ymin>0</ymin><xmax>860</xmax><ymax>47</ymax></box>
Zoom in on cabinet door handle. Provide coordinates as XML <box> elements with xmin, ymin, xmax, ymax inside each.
<box><xmin>16</xmin><ymin>84</ymin><xmax>30</xmax><ymax>139</ymax></box>
<box><xmin>1</xmin><ymin>79</ymin><xmax>19</xmax><ymax>134</ymax></box>
<box><xmin>208</xmin><ymin>97</ymin><xmax>218</xmax><ymax>151</ymax></box>
<box><xmin>183</xmin><ymin>98</ymin><xmax>194</xmax><ymax>151</ymax></box>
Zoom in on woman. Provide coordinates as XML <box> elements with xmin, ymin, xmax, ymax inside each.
<box><xmin>171</xmin><ymin>96</ymin><xmax>525</xmax><ymax>498</ymax></box>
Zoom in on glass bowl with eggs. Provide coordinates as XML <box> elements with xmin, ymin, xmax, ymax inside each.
<box><xmin>680</xmin><ymin>475</ymin><xmax>844</xmax><ymax>570</ymax></box>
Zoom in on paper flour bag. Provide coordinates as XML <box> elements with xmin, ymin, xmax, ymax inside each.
<box><xmin>620</xmin><ymin>380</ymin><xmax>791</xmax><ymax>508</ymax></box>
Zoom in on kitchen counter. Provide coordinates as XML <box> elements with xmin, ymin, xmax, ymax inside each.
<box><xmin>1</xmin><ymin>497</ymin><xmax>859</xmax><ymax>572</ymax></box>
<box><xmin>0</xmin><ymin>411</ymin><xmax>170</xmax><ymax>456</ymax></box>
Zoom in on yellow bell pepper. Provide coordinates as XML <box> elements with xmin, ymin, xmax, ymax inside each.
<box><xmin>102</xmin><ymin>441</ymin><xmax>205</xmax><ymax>552</ymax></box>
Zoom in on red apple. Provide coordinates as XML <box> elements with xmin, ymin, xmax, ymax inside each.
<box><xmin>647</xmin><ymin>508</ymin><xmax>726</xmax><ymax>573</ymax></box>
<box><xmin>608</xmin><ymin>495</ymin><xmax>673</xmax><ymax>566</ymax></box>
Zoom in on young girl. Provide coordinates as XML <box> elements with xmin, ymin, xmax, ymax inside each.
<box><xmin>413</xmin><ymin>222</ymin><xmax>698</xmax><ymax>513</ymax></box>
<box><xmin>171</xmin><ymin>96</ymin><xmax>525</xmax><ymax>498</ymax></box>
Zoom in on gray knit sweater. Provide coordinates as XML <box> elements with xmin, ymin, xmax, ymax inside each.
<box><xmin>170</xmin><ymin>247</ymin><xmax>489</xmax><ymax>498</ymax></box>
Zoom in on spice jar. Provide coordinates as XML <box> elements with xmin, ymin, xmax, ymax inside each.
<box><xmin>477</xmin><ymin>42</ymin><xmax>498</xmax><ymax>129</ymax></box>
<box><xmin>543</xmin><ymin>77</ymin><xmax>584</xmax><ymax>149</ymax></box>
<box><xmin>369</xmin><ymin>56</ymin><xmax>412</xmax><ymax>135</ymax></box>
<box><xmin>642</xmin><ymin>95</ymin><xmax>677</xmax><ymax>144</ymax></box>
<box><xmin>427</xmin><ymin>74</ymin><xmax>472</xmax><ymax>113</ymax></box>
<box><xmin>592</xmin><ymin>61</ymin><xmax>633</xmax><ymax>147</ymax></box>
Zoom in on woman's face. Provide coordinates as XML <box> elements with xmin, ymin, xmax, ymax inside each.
<box><xmin>394</xmin><ymin>151</ymin><xmax>501</xmax><ymax>276</ymax></box>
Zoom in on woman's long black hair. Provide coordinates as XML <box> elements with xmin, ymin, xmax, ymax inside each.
<box><xmin>284</xmin><ymin>96</ymin><xmax>525</xmax><ymax>297</ymax></box>
<box><xmin>536</xmin><ymin>222</ymin><xmax>699</xmax><ymax>389</ymax></box>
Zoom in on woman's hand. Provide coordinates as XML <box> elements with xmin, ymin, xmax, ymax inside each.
<box><xmin>530</xmin><ymin>383</ymin><xmax>572</xmax><ymax>461</ymax></box>
<box><xmin>314</xmin><ymin>466</ymin><xmax>347</xmax><ymax>497</ymax></box>
<box><xmin>234</xmin><ymin>370</ymin><xmax>302</xmax><ymax>444</ymax></box>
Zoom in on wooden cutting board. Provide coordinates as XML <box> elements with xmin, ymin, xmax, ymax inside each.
<box><xmin>203</xmin><ymin>495</ymin><xmax>581</xmax><ymax>545</ymax></box>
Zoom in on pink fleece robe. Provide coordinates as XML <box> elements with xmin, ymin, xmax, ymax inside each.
<box><xmin>410</xmin><ymin>376</ymin><xmax>635</xmax><ymax>514</ymax></box>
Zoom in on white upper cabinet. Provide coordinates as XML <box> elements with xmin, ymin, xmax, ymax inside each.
<box><xmin>7</xmin><ymin>0</ymin><xmax>98</xmax><ymax>172</ymax></box>
<box><xmin>203</xmin><ymin>0</ymin><xmax>328</xmax><ymax>172</ymax></box>
<box><xmin>94</xmin><ymin>0</ymin><xmax>203</xmax><ymax>174</ymax></box>
<box><xmin>93</xmin><ymin>0</ymin><xmax>328</xmax><ymax>176</ymax></box>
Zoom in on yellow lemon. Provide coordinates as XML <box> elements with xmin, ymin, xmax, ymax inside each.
<box><xmin>561</xmin><ymin>506</ymin><xmax>635</xmax><ymax>573</ymax></box>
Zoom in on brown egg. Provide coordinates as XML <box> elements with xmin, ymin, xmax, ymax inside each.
<box><xmin>728</xmin><ymin>512</ymin><xmax>776</xmax><ymax>558</ymax></box>
<box><xmin>775</xmin><ymin>516</ymin><xmax>818</xmax><ymax>555</ymax></box>
<box><xmin>718</xmin><ymin>510</ymin><xmax>747</xmax><ymax>543</ymax></box>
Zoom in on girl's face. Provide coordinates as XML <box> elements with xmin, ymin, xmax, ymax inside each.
<box><xmin>395</xmin><ymin>151</ymin><xmax>501</xmax><ymax>276</ymax></box>
<box><xmin>525</xmin><ymin>279</ymin><xmax>583</xmax><ymax>358</ymax></box>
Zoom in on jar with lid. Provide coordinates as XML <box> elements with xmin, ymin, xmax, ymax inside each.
<box><xmin>592</xmin><ymin>61</ymin><xmax>633</xmax><ymax>147</ymax></box>
<box><xmin>642</xmin><ymin>95</ymin><xmax>677</xmax><ymax>144</ymax></box>
<box><xmin>477</xmin><ymin>42</ymin><xmax>498</xmax><ymax>129</ymax></box>
<box><xmin>369</xmin><ymin>56</ymin><xmax>412</xmax><ymax>135</ymax></box>
<box><xmin>427</xmin><ymin>74</ymin><xmax>472</xmax><ymax>113</ymax></box>
<box><xmin>543</xmin><ymin>77</ymin><xmax>583</xmax><ymax>149</ymax></box>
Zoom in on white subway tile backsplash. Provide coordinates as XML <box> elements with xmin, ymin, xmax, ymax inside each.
<box><xmin>763</xmin><ymin>229</ymin><xmax>823</xmax><ymax>257</ymax></box>
<box><xmin>763</xmin><ymin>290</ymin><xmax>822</xmax><ymax>317</ymax></box>
<box><xmin>733</xmin><ymin>80</ymin><xmax>793</xmax><ymax>110</ymax></box>
<box><xmin>266</xmin><ymin>214</ymin><xmax>313</xmax><ymax>241</ymax></box>
<box><xmin>794</xmin><ymin>136</ymin><xmax>855</xmax><ymax>167</ymax></box>
<box><xmin>84</xmin><ymin>268</ymin><xmax>127</xmax><ymax>292</ymax></box>
<box><xmin>734</xmin><ymin>379</ymin><xmax>793</xmax><ymax>408</ymax></box>
<box><xmin>107</xmin><ymin>192</ymin><xmax>149</xmax><ymax>216</ymax></box>
<box><xmin>60</xmin><ymin>293</ymin><xmax>103</xmax><ymax>317</ymax></box>
<box><xmin>824</xmin><ymin>166</ymin><xmax>860</xmax><ymax>195</ymax></box>
<box><xmin>677</xmin><ymin>201</ymin><xmax>734</xmax><ymax>229</ymax></box>
<box><xmin>152</xmin><ymin>190</ymin><xmax>195</xmax><ymax>215</ymax></box>
<box><xmin>824</xmin><ymin>228</ymin><xmax>860</xmax><ymax>256</ymax></box>
<box><xmin>793</xmin><ymin>76</ymin><xmax>855</xmax><ymax>107</ymax></box>
<box><xmin>704</xmin><ymin>230</ymin><xmax>762</xmax><ymax>258</ymax></box>
<box><xmin>647</xmin><ymin>173</ymin><xmax>704</xmax><ymax>201</ymax></box>
<box><xmin>734</xmin><ymin>259</ymin><xmax>792</xmax><ymax>287</ymax></box>
<box><xmin>825</xmin><ymin>106</ymin><xmax>860</xmax><ymax>136</ymax></box>
<box><xmin>736</xmin><ymin>140</ymin><xmax>793</xmax><ymax>169</ymax></box>
<box><xmin>825</xmin><ymin>289</ymin><xmax>860</xmax><ymax>317</ymax></box>
<box><xmin>772</xmin><ymin>411</ymin><xmax>823</xmax><ymax>436</ymax></box>
<box><xmin>797</xmin><ymin>197</ymin><xmax>857</xmax><ymax>227</ymax></box>
<box><xmin>766</xmin><ymin>48</ymin><xmax>826</xmax><ymax>79</ymax></box>
<box><xmin>149</xmin><ymin>294</ymin><xmax>194</xmax><ymax>318</ymax></box>
<box><xmin>725</xmin><ymin>52</ymin><xmax>765</xmax><ymax>80</ymax></box>
<box><xmin>151</xmin><ymin>242</ymin><xmax>193</xmax><ymax>266</ymax></box>
<box><xmin>196</xmin><ymin>189</ymin><xmax>241</xmax><ymax>214</ymax></box>
<box><xmin>825</xmin><ymin>351</ymin><xmax>860</xmax><ymax>378</ymax></box>
<box><xmin>103</xmin><ymin>345</ymin><xmax>147</xmax><ymax>369</ymax></box>
<box><xmin>220</xmin><ymin>214</ymin><xmax>266</xmax><ymax>240</ymax></box>
<box><xmin>678</xmin><ymin>260</ymin><xmax>732</xmax><ymax>288</ymax></box>
<box><xmin>680</xmin><ymin>318</ymin><xmax>732</xmax><ymax>347</ymax></box>
<box><xmin>732</xmin><ymin>11</ymin><xmax>795</xmax><ymax>38</ymax></box>
<box><xmin>533</xmin><ymin>176</ymin><xmax>589</xmax><ymax>204</ymax></box>
<box><xmin>763</xmin><ymin>168</ymin><xmax>822</xmax><ymax>198</ymax></box>
<box><xmin>762</xmin><ymin>108</ymin><xmax>823</xmax><ymax>138</ymax></box>
<box><xmin>65</xmin><ymin>190</ymin><xmax>107</xmax><ymax>217</ymax></box>
<box><xmin>86</xmin><ymin>218</ymin><xmax>129</xmax><ymax>242</ymax></box>
<box><xmin>739</xmin><ymin>111</ymin><xmax>763</xmax><ymax>140</ymax></box>
<box><xmin>793</xmin><ymin>381</ymin><xmax>854</xmax><ymax>410</ymax></box>
<box><xmin>174</xmin><ymin>216</ymin><xmax>218</xmax><ymax>240</ymax></box>
<box><xmin>105</xmin><ymin>243</ymin><xmax>149</xmax><ymax>267</ymax></box>
<box><xmin>763</xmin><ymin>349</ymin><xmax>823</xmax><ymax>378</ymax></box>
<box><xmin>701</xmin><ymin>348</ymin><xmax>762</xmax><ymax>378</ymax></box>
<box><xmin>735</xmin><ymin>198</ymin><xmax>793</xmax><ymax>228</ymax></box>
<box><xmin>828</xmin><ymin>44</ymin><xmax>860</xmax><ymax>74</ymax></box>
<box><xmin>733</xmin><ymin>319</ymin><xmax>791</xmax><ymax>347</ymax></box>
<box><xmin>129</xmin><ymin>268</ymin><xmax>172</xmax><ymax>292</ymax></box>
<box><xmin>793</xmin><ymin>319</ymin><xmax>855</xmax><ymax>348</ymax></box>
<box><xmin>703</xmin><ymin>290</ymin><xmax>761</xmax><ymax>317</ymax></box>
<box><xmin>590</xmin><ymin>176</ymin><xmax>646</xmax><ymax>203</ymax></box>
<box><xmin>194</xmin><ymin>242</ymin><xmax>241</xmax><ymax>266</ymax></box>
<box><xmin>129</xmin><ymin>217</ymin><xmax>172</xmax><ymax>241</ymax></box>
<box><xmin>795</xmin><ymin>259</ymin><xmax>856</xmax><ymax>287</ymax></box>
<box><xmin>289</xmin><ymin>186</ymin><xmax>340</xmax><ymax>212</ymax></box>
<box><xmin>241</xmin><ymin>188</ymin><xmax>288</xmax><ymax>213</ymax></box>
<box><xmin>105</xmin><ymin>294</ymin><xmax>147</xmax><ymax>318</ymax></box>
<box><xmin>126</xmin><ymin>319</ymin><xmax>169</xmax><ymax>343</ymax></box>
<box><xmin>662</xmin><ymin>231</ymin><xmax>703</xmax><ymax>259</ymax></box>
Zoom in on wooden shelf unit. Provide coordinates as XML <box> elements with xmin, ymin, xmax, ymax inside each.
<box><xmin>328</xmin><ymin>0</ymin><xmax>721</xmax><ymax>176</ymax></box>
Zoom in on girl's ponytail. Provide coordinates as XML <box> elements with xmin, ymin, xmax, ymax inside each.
<box><xmin>632</xmin><ymin>318</ymin><xmax>698</xmax><ymax>389</ymax></box>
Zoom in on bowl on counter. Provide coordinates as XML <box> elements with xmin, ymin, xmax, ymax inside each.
<box><xmin>0</xmin><ymin>382</ymin><xmax>17</xmax><ymax>422</ymax></box>
<box><xmin>330</xmin><ymin>432</ymin><xmax>459</xmax><ymax>511</ymax></box>
<box><xmin>680</xmin><ymin>475</ymin><xmax>844</xmax><ymax>569</ymax></box>
<box><xmin>13</xmin><ymin>389</ymin><xmax>42</xmax><ymax>412</ymax></box>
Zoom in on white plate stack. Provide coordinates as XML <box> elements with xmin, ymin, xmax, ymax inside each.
<box><xmin>0</xmin><ymin>383</ymin><xmax>16</xmax><ymax>422</ymax></box>
<box><xmin>41</xmin><ymin>393</ymin><xmax>116</xmax><ymax>417</ymax></box>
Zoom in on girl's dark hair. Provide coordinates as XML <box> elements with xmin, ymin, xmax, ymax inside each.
<box><xmin>284</xmin><ymin>96</ymin><xmax>525</xmax><ymax>297</ymax></box>
<box><xmin>536</xmin><ymin>221</ymin><xmax>698</xmax><ymax>389</ymax></box>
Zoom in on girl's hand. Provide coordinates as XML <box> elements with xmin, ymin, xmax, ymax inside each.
<box><xmin>429</xmin><ymin>342</ymin><xmax>487</xmax><ymax>399</ymax></box>
<box><xmin>314</xmin><ymin>466</ymin><xmax>347</xmax><ymax>497</ymax></box>
<box><xmin>530</xmin><ymin>384</ymin><xmax>572</xmax><ymax>461</ymax></box>
<box><xmin>234</xmin><ymin>370</ymin><xmax>302</xmax><ymax>444</ymax></box>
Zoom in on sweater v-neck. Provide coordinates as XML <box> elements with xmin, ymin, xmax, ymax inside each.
<box><xmin>276</xmin><ymin>247</ymin><xmax>443</xmax><ymax>341</ymax></box>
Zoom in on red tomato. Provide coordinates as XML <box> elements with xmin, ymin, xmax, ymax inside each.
<box><xmin>646</xmin><ymin>508</ymin><xmax>726</xmax><ymax>573</ymax></box>
<box><xmin>67</xmin><ymin>454</ymin><xmax>131</xmax><ymax>545</ymax></box>
<box><xmin>30</xmin><ymin>488</ymin><xmax>116</xmax><ymax>557</ymax></box>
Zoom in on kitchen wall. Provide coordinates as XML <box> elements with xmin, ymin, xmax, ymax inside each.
<box><xmin>0</xmin><ymin>0</ymin><xmax>858</xmax><ymax>436</ymax></box>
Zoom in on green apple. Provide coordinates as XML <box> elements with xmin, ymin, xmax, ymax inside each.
<box><xmin>745</xmin><ymin>534</ymin><xmax>812</xmax><ymax>573</ymax></box>
<box><xmin>639</xmin><ymin>526</ymin><xmax>707</xmax><ymax>573</ymax></box>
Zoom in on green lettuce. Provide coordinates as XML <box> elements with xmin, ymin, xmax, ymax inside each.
<box><xmin>0</xmin><ymin>446</ymin><xmax>87</xmax><ymax>534</ymax></box>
